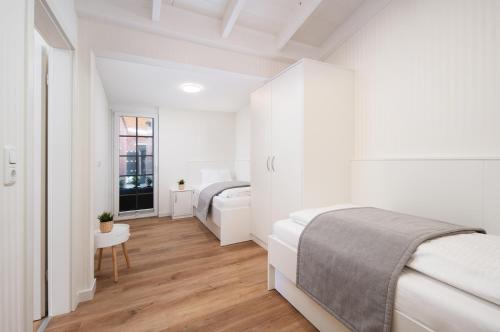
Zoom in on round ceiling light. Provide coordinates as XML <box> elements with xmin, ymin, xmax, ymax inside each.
<box><xmin>180</xmin><ymin>83</ymin><xmax>204</xmax><ymax>93</ymax></box>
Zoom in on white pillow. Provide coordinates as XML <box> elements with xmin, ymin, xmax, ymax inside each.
<box><xmin>200</xmin><ymin>169</ymin><xmax>232</xmax><ymax>185</ymax></box>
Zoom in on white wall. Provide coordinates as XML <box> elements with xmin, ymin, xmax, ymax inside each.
<box><xmin>326</xmin><ymin>0</ymin><xmax>500</xmax><ymax>233</ymax></box>
<box><xmin>0</xmin><ymin>0</ymin><xmax>32</xmax><ymax>330</ymax></box>
<box><xmin>327</xmin><ymin>0</ymin><xmax>500</xmax><ymax>160</ymax></box>
<box><xmin>92</xmin><ymin>64</ymin><xmax>113</xmax><ymax>220</ymax></box>
<box><xmin>234</xmin><ymin>105</ymin><xmax>251</xmax><ymax>181</ymax></box>
<box><xmin>158</xmin><ymin>108</ymin><xmax>236</xmax><ymax>216</ymax></box>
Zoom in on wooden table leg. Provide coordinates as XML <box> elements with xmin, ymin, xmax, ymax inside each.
<box><xmin>122</xmin><ymin>242</ymin><xmax>131</xmax><ymax>268</ymax></box>
<box><xmin>112</xmin><ymin>246</ymin><xmax>118</xmax><ymax>282</ymax></box>
<box><xmin>97</xmin><ymin>248</ymin><xmax>103</xmax><ymax>271</ymax></box>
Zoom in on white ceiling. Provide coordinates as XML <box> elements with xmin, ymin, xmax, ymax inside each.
<box><xmin>293</xmin><ymin>0</ymin><xmax>365</xmax><ymax>47</ymax></box>
<box><xmin>96</xmin><ymin>57</ymin><xmax>266</xmax><ymax>112</ymax></box>
<box><xmin>171</xmin><ymin>0</ymin><xmax>365</xmax><ymax>46</ymax></box>
<box><xmin>76</xmin><ymin>0</ymin><xmax>387</xmax><ymax>61</ymax></box>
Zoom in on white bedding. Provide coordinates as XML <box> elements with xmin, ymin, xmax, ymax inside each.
<box><xmin>193</xmin><ymin>183</ymin><xmax>251</xmax><ymax>209</ymax></box>
<box><xmin>287</xmin><ymin>205</ymin><xmax>500</xmax><ymax>306</ymax></box>
<box><xmin>273</xmin><ymin>219</ymin><xmax>500</xmax><ymax>332</ymax></box>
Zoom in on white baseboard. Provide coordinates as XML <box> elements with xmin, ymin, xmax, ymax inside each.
<box><xmin>158</xmin><ymin>212</ymin><xmax>171</xmax><ymax>218</ymax></box>
<box><xmin>76</xmin><ymin>278</ymin><xmax>96</xmax><ymax>305</ymax></box>
<box><xmin>251</xmin><ymin>234</ymin><xmax>267</xmax><ymax>250</ymax></box>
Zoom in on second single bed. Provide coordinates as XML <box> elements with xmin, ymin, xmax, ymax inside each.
<box><xmin>268</xmin><ymin>206</ymin><xmax>500</xmax><ymax>332</ymax></box>
<box><xmin>192</xmin><ymin>169</ymin><xmax>252</xmax><ymax>246</ymax></box>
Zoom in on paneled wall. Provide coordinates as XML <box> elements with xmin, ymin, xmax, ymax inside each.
<box><xmin>327</xmin><ymin>0</ymin><xmax>500</xmax><ymax>233</ymax></box>
<box><xmin>328</xmin><ymin>0</ymin><xmax>500</xmax><ymax>160</ymax></box>
<box><xmin>352</xmin><ymin>160</ymin><xmax>500</xmax><ymax>235</ymax></box>
<box><xmin>0</xmin><ymin>0</ymin><xmax>31</xmax><ymax>331</ymax></box>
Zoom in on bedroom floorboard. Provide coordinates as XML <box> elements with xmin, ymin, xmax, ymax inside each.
<box><xmin>46</xmin><ymin>217</ymin><xmax>316</xmax><ymax>332</ymax></box>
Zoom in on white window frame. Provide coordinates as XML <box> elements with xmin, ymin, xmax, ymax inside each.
<box><xmin>113</xmin><ymin>110</ymin><xmax>159</xmax><ymax>220</ymax></box>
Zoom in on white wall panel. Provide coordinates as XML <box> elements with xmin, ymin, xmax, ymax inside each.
<box><xmin>352</xmin><ymin>160</ymin><xmax>500</xmax><ymax>235</ymax></box>
<box><xmin>327</xmin><ymin>0</ymin><xmax>500</xmax><ymax>234</ymax></box>
<box><xmin>0</xmin><ymin>0</ymin><xmax>32</xmax><ymax>331</ymax></box>
<box><xmin>328</xmin><ymin>0</ymin><xmax>500</xmax><ymax>160</ymax></box>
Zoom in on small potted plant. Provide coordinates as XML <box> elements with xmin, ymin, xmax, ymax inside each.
<box><xmin>178</xmin><ymin>179</ymin><xmax>185</xmax><ymax>190</ymax></box>
<box><xmin>98</xmin><ymin>212</ymin><xmax>114</xmax><ymax>233</ymax></box>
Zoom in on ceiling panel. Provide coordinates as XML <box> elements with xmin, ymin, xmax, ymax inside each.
<box><xmin>171</xmin><ymin>0</ymin><xmax>228</xmax><ymax>19</ymax></box>
<box><xmin>96</xmin><ymin>57</ymin><xmax>266</xmax><ymax>112</ymax></box>
<box><xmin>292</xmin><ymin>0</ymin><xmax>365</xmax><ymax>46</ymax></box>
<box><xmin>237</xmin><ymin>0</ymin><xmax>299</xmax><ymax>35</ymax></box>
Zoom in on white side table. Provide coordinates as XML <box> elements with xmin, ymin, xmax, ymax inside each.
<box><xmin>170</xmin><ymin>186</ymin><xmax>194</xmax><ymax>219</ymax></box>
<box><xmin>94</xmin><ymin>223</ymin><xmax>131</xmax><ymax>282</ymax></box>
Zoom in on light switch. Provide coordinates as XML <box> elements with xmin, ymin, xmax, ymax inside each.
<box><xmin>8</xmin><ymin>149</ymin><xmax>16</xmax><ymax>164</ymax></box>
<box><xmin>4</xmin><ymin>146</ymin><xmax>17</xmax><ymax>186</ymax></box>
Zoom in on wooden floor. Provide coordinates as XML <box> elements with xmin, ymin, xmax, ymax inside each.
<box><xmin>46</xmin><ymin>217</ymin><xmax>316</xmax><ymax>332</ymax></box>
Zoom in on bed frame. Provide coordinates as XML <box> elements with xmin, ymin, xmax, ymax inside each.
<box><xmin>199</xmin><ymin>205</ymin><xmax>252</xmax><ymax>246</ymax></box>
<box><xmin>267</xmin><ymin>235</ymin><xmax>433</xmax><ymax>332</ymax></box>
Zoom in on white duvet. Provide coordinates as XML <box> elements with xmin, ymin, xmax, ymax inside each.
<box><xmin>289</xmin><ymin>205</ymin><xmax>500</xmax><ymax>306</ymax></box>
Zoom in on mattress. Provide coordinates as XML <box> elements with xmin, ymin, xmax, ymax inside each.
<box><xmin>272</xmin><ymin>219</ymin><xmax>500</xmax><ymax>332</ymax></box>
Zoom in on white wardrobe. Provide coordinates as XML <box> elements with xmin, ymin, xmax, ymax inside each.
<box><xmin>250</xmin><ymin>59</ymin><xmax>354</xmax><ymax>246</ymax></box>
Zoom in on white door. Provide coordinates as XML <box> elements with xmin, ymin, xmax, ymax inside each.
<box><xmin>250</xmin><ymin>83</ymin><xmax>272</xmax><ymax>244</ymax></box>
<box><xmin>271</xmin><ymin>65</ymin><xmax>304</xmax><ymax>224</ymax></box>
<box><xmin>47</xmin><ymin>48</ymin><xmax>73</xmax><ymax>315</ymax></box>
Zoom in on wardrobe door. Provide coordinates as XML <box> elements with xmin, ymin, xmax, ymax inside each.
<box><xmin>250</xmin><ymin>83</ymin><xmax>272</xmax><ymax>244</ymax></box>
<box><xmin>271</xmin><ymin>65</ymin><xmax>304</xmax><ymax>224</ymax></box>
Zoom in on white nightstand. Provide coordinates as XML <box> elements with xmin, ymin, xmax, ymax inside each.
<box><xmin>170</xmin><ymin>186</ymin><xmax>194</xmax><ymax>219</ymax></box>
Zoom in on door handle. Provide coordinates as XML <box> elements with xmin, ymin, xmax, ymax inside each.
<box><xmin>271</xmin><ymin>156</ymin><xmax>276</xmax><ymax>172</ymax></box>
<box><xmin>266</xmin><ymin>156</ymin><xmax>270</xmax><ymax>172</ymax></box>
<box><xmin>175</xmin><ymin>193</ymin><xmax>178</xmax><ymax>203</ymax></box>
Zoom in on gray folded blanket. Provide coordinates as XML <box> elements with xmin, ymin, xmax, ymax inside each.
<box><xmin>195</xmin><ymin>181</ymin><xmax>250</xmax><ymax>222</ymax></box>
<box><xmin>297</xmin><ymin>207</ymin><xmax>485</xmax><ymax>332</ymax></box>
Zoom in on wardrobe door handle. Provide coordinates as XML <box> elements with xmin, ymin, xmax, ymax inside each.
<box><xmin>175</xmin><ymin>193</ymin><xmax>178</xmax><ymax>203</ymax></box>
<box><xmin>266</xmin><ymin>156</ymin><xmax>270</xmax><ymax>172</ymax></box>
<box><xmin>271</xmin><ymin>156</ymin><xmax>276</xmax><ymax>172</ymax></box>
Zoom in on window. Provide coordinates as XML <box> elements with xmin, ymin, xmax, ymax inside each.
<box><xmin>117</xmin><ymin>116</ymin><xmax>156</xmax><ymax>213</ymax></box>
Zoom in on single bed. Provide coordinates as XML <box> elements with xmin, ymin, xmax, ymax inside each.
<box><xmin>192</xmin><ymin>169</ymin><xmax>252</xmax><ymax>246</ymax></box>
<box><xmin>268</xmin><ymin>215</ymin><xmax>500</xmax><ymax>332</ymax></box>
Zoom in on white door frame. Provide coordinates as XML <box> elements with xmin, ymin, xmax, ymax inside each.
<box><xmin>113</xmin><ymin>110</ymin><xmax>159</xmax><ymax>220</ymax></box>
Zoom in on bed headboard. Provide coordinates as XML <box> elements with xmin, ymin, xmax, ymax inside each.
<box><xmin>351</xmin><ymin>159</ymin><xmax>500</xmax><ymax>235</ymax></box>
<box><xmin>186</xmin><ymin>160</ymin><xmax>235</xmax><ymax>185</ymax></box>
